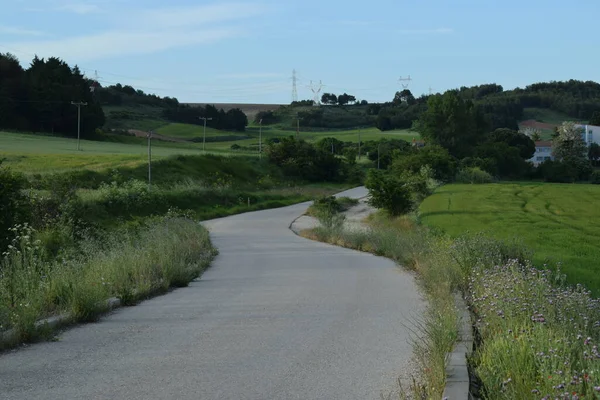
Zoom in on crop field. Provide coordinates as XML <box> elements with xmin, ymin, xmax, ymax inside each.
<box><xmin>420</xmin><ymin>182</ymin><xmax>600</xmax><ymax>293</ymax></box>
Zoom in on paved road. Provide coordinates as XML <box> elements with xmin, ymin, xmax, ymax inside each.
<box><xmin>0</xmin><ymin>187</ymin><xmax>424</xmax><ymax>400</ymax></box>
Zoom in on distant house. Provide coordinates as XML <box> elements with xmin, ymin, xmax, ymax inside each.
<box><xmin>529</xmin><ymin>141</ymin><xmax>553</xmax><ymax>165</ymax></box>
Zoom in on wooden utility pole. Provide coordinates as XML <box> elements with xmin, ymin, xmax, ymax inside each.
<box><xmin>71</xmin><ymin>101</ymin><xmax>88</xmax><ymax>151</ymax></box>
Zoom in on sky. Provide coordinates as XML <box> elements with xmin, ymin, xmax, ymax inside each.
<box><xmin>1</xmin><ymin>0</ymin><xmax>599</xmax><ymax>104</ymax></box>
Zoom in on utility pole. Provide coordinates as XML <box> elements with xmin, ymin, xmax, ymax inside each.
<box><xmin>259</xmin><ymin>119</ymin><xmax>263</xmax><ymax>159</ymax></box>
<box><xmin>71</xmin><ymin>101</ymin><xmax>87</xmax><ymax>151</ymax></box>
<box><xmin>199</xmin><ymin>117</ymin><xmax>213</xmax><ymax>152</ymax></box>
<box><xmin>331</xmin><ymin>141</ymin><xmax>334</xmax><ymax>154</ymax></box>
<box><xmin>377</xmin><ymin>143</ymin><xmax>381</xmax><ymax>170</ymax></box>
<box><xmin>147</xmin><ymin>131</ymin><xmax>152</xmax><ymax>190</ymax></box>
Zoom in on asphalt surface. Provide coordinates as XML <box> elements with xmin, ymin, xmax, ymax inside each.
<box><xmin>0</xmin><ymin>187</ymin><xmax>424</xmax><ymax>400</ymax></box>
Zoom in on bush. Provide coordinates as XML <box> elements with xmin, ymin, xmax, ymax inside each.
<box><xmin>365</xmin><ymin>170</ymin><xmax>413</xmax><ymax>216</ymax></box>
<box><xmin>538</xmin><ymin>160</ymin><xmax>578</xmax><ymax>183</ymax></box>
<box><xmin>455</xmin><ymin>167</ymin><xmax>494</xmax><ymax>184</ymax></box>
<box><xmin>0</xmin><ymin>162</ymin><xmax>29</xmax><ymax>251</ymax></box>
<box><xmin>591</xmin><ymin>170</ymin><xmax>600</xmax><ymax>184</ymax></box>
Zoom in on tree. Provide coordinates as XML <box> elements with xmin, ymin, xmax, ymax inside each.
<box><xmin>337</xmin><ymin>93</ymin><xmax>356</xmax><ymax>106</ymax></box>
<box><xmin>589</xmin><ymin>143</ymin><xmax>600</xmax><ymax>166</ymax></box>
<box><xmin>265</xmin><ymin>137</ymin><xmax>343</xmax><ymax>182</ymax></box>
<box><xmin>489</xmin><ymin>128</ymin><xmax>535</xmax><ymax>160</ymax></box>
<box><xmin>589</xmin><ymin>111</ymin><xmax>600</xmax><ymax>126</ymax></box>
<box><xmin>321</xmin><ymin>93</ymin><xmax>338</xmax><ymax>105</ymax></box>
<box><xmin>552</xmin><ymin>121</ymin><xmax>592</xmax><ymax>180</ymax></box>
<box><xmin>474</xmin><ymin>141</ymin><xmax>529</xmax><ymax>178</ymax></box>
<box><xmin>391</xmin><ymin>145</ymin><xmax>457</xmax><ymax>181</ymax></box>
<box><xmin>315</xmin><ymin>137</ymin><xmax>344</xmax><ymax>155</ymax></box>
<box><xmin>254</xmin><ymin>110</ymin><xmax>278</xmax><ymax>124</ymax></box>
<box><xmin>417</xmin><ymin>91</ymin><xmax>488</xmax><ymax>158</ymax></box>
<box><xmin>365</xmin><ymin>170</ymin><xmax>414</xmax><ymax>216</ymax></box>
<box><xmin>393</xmin><ymin>90</ymin><xmax>415</xmax><ymax>106</ymax></box>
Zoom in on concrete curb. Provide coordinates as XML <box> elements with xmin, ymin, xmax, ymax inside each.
<box><xmin>1</xmin><ymin>297</ymin><xmax>122</xmax><ymax>348</ymax></box>
<box><xmin>442</xmin><ymin>293</ymin><xmax>473</xmax><ymax>400</ymax></box>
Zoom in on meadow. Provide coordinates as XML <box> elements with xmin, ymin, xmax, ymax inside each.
<box><xmin>419</xmin><ymin>182</ymin><xmax>600</xmax><ymax>293</ymax></box>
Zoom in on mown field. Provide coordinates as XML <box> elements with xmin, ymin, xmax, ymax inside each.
<box><xmin>420</xmin><ymin>182</ymin><xmax>600</xmax><ymax>293</ymax></box>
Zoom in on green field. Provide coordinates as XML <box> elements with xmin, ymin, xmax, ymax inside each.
<box><xmin>0</xmin><ymin>131</ymin><xmax>215</xmax><ymax>173</ymax></box>
<box><xmin>420</xmin><ymin>183</ymin><xmax>600</xmax><ymax>293</ymax></box>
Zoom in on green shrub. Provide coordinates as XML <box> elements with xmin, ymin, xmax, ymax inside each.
<box><xmin>365</xmin><ymin>170</ymin><xmax>413</xmax><ymax>216</ymax></box>
<box><xmin>591</xmin><ymin>170</ymin><xmax>600</xmax><ymax>184</ymax></box>
<box><xmin>0</xmin><ymin>162</ymin><xmax>29</xmax><ymax>251</ymax></box>
<box><xmin>455</xmin><ymin>167</ymin><xmax>494</xmax><ymax>184</ymax></box>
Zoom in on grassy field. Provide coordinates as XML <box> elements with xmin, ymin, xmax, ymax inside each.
<box><xmin>0</xmin><ymin>131</ymin><xmax>229</xmax><ymax>173</ymax></box>
<box><xmin>156</xmin><ymin>123</ymin><xmax>249</xmax><ymax>140</ymax></box>
<box><xmin>420</xmin><ymin>182</ymin><xmax>600</xmax><ymax>293</ymax></box>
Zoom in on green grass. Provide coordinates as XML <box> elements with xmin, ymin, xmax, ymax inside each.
<box><xmin>0</xmin><ymin>217</ymin><xmax>216</xmax><ymax>348</ymax></box>
<box><xmin>521</xmin><ymin>107</ymin><xmax>574</xmax><ymax>125</ymax></box>
<box><xmin>0</xmin><ymin>131</ymin><xmax>239</xmax><ymax>173</ymax></box>
<box><xmin>156</xmin><ymin>123</ymin><xmax>249</xmax><ymax>140</ymax></box>
<box><xmin>420</xmin><ymin>182</ymin><xmax>600</xmax><ymax>293</ymax></box>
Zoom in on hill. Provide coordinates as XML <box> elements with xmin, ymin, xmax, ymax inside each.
<box><xmin>183</xmin><ymin>103</ymin><xmax>282</xmax><ymax>121</ymax></box>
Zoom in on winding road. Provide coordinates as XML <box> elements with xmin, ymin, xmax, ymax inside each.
<box><xmin>0</xmin><ymin>187</ymin><xmax>424</xmax><ymax>400</ymax></box>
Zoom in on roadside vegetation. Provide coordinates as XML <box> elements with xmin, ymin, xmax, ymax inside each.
<box><xmin>297</xmin><ymin>90</ymin><xmax>600</xmax><ymax>398</ymax></box>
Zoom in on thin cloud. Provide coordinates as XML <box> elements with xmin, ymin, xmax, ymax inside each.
<box><xmin>10</xmin><ymin>28</ymin><xmax>241</xmax><ymax>61</ymax></box>
<box><xmin>6</xmin><ymin>2</ymin><xmax>264</xmax><ymax>62</ymax></box>
<box><xmin>58</xmin><ymin>3</ymin><xmax>102</xmax><ymax>14</ymax></box>
<box><xmin>396</xmin><ymin>28</ymin><xmax>454</xmax><ymax>35</ymax></box>
<box><xmin>0</xmin><ymin>26</ymin><xmax>47</xmax><ymax>36</ymax></box>
<box><xmin>134</xmin><ymin>3</ymin><xmax>266</xmax><ymax>29</ymax></box>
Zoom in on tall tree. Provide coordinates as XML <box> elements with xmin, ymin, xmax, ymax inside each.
<box><xmin>552</xmin><ymin>121</ymin><xmax>592</xmax><ymax>179</ymax></box>
<box><xmin>417</xmin><ymin>91</ymin><xmax>488</xmax><ymax>158</ymax></box>
<box><xmin>590</xmin><ymin>111</ymin><xmax>600</xmax><ymax>126</ymax></box>
<box><xmin>588</xmin><ymin>143</ymin><xmax>600</xmax><ymax>166</ymax></box>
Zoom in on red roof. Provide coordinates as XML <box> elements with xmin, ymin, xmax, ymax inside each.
<box><xmin>535</xmin><ymin>141</ymin><xmax>552</xmax><ymax>147</ymax></box>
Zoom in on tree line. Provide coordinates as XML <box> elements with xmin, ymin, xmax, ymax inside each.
<box><xmin>0</xmin><ymin>53</ymin><xmax>105</xmax><ymax>137</ymax></box>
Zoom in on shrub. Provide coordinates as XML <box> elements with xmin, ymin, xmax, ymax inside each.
<box><xmin>0</xmin><ymin>162</ymin><xmax>29</xmax><ymax>251</ymax></box>
<box><xmin>591</xmin><ymin>170</ymin><xmax>600</xmax><ymax>184</ymax></box>
<box><xmin>365</xmin><ymin>170</ymin><xmax>413</xmax><ymax>216</ymax></box>
<box><xmin>455</xmin><ymin>167</ymin><xmax>494</xmax><ymax>184</ymax></box>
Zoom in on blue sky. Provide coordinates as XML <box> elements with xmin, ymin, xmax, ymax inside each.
<box><xmin>1</xmin><ymin>0</ymin><xmax>599</xmax><ymax>104</ymax></box>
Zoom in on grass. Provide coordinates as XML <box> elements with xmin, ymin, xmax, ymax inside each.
<box><xmin>0</xmin><ymin>217</ymin><xmax>217</xmax><ymax>348</ymax></box>
<box><xmin>156</xmin><ymin>123</ymin><xmax>249</xmax><ymax>140</ymax></box>
<box><xmin>521</xmin><ymin>107</ymin><xmax>575</xmax><ymax>125</ymax></box>
<box><xmin>0</xmin><ymin>131</ymin><xmax>241</xmax><ymax>173</ymax></box>
<box><xmin>419</xmin><ymin>182</ymin><xmax>600</xmax><ymax>294</ymax></box>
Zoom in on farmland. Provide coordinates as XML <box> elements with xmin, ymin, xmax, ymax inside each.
<box><xmin>420</xmin><ymin>182</ymin><xmax>600</xmax><ymax>293</ymax></box>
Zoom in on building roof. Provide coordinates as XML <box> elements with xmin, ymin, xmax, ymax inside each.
<box><xmin>535</xmin><ymin>141</ymin><xmax>552</xmax><ymax>147</ymax></box>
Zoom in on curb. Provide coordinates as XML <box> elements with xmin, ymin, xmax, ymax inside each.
<box><xmin>442</xmin><ymin>293</ymin><xmax>473</xmax><ymax>399</ymax></box>
<box><xmin>1</xmin><ymin>297</ymin><xmax>122</xmax><ymax>348</ymax></box>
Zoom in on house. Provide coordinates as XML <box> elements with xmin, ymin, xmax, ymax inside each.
<box><xmin>529</xmin><ymin>141</ymin><xmax>553</xmax><ymax>166</ymax></box>
<box><xmin>575</xmin><ymin>124</ymin><xmax>600</xmax><ymax>146</ymax></box>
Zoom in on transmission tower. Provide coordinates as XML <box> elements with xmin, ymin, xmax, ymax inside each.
<box><xmin>429</xmin><ymin>86</ymin><xmax>433</xmax><ymax>95</ymax></box>
<box><xmin>291</xmin><ymin>69</ymin><xmax>298</xmax><ymax>103</ymax></box>
<box><xmin>309</xmin><ymin>80</ymin><xmax>324</xmax><ymax>106</ymax></box>
<box><xmin>398</xmin><ymin>75</ymin><xmax>412</xmax><ymax>89</ymax></box>
<box><xmin>89</xmin><ymin>70</ymin><xmax>101</xmax><ymax>94</ymax></box>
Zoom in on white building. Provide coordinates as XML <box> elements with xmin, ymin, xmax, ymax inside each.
<box><xmin>575</xmin><ymin>124</ymin><xmax>600</xmax><ymax>146</ymax></box>
<box><xmin>529</xmin><ymin>141</ymin><xmax>554</xmax><ymax>166</ymax></box>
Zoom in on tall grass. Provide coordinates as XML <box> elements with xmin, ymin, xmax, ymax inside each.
<box><xmin>0</xmin><ymin>216</ymin><xmax>216</xmax><ymax>348</ymax></box>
